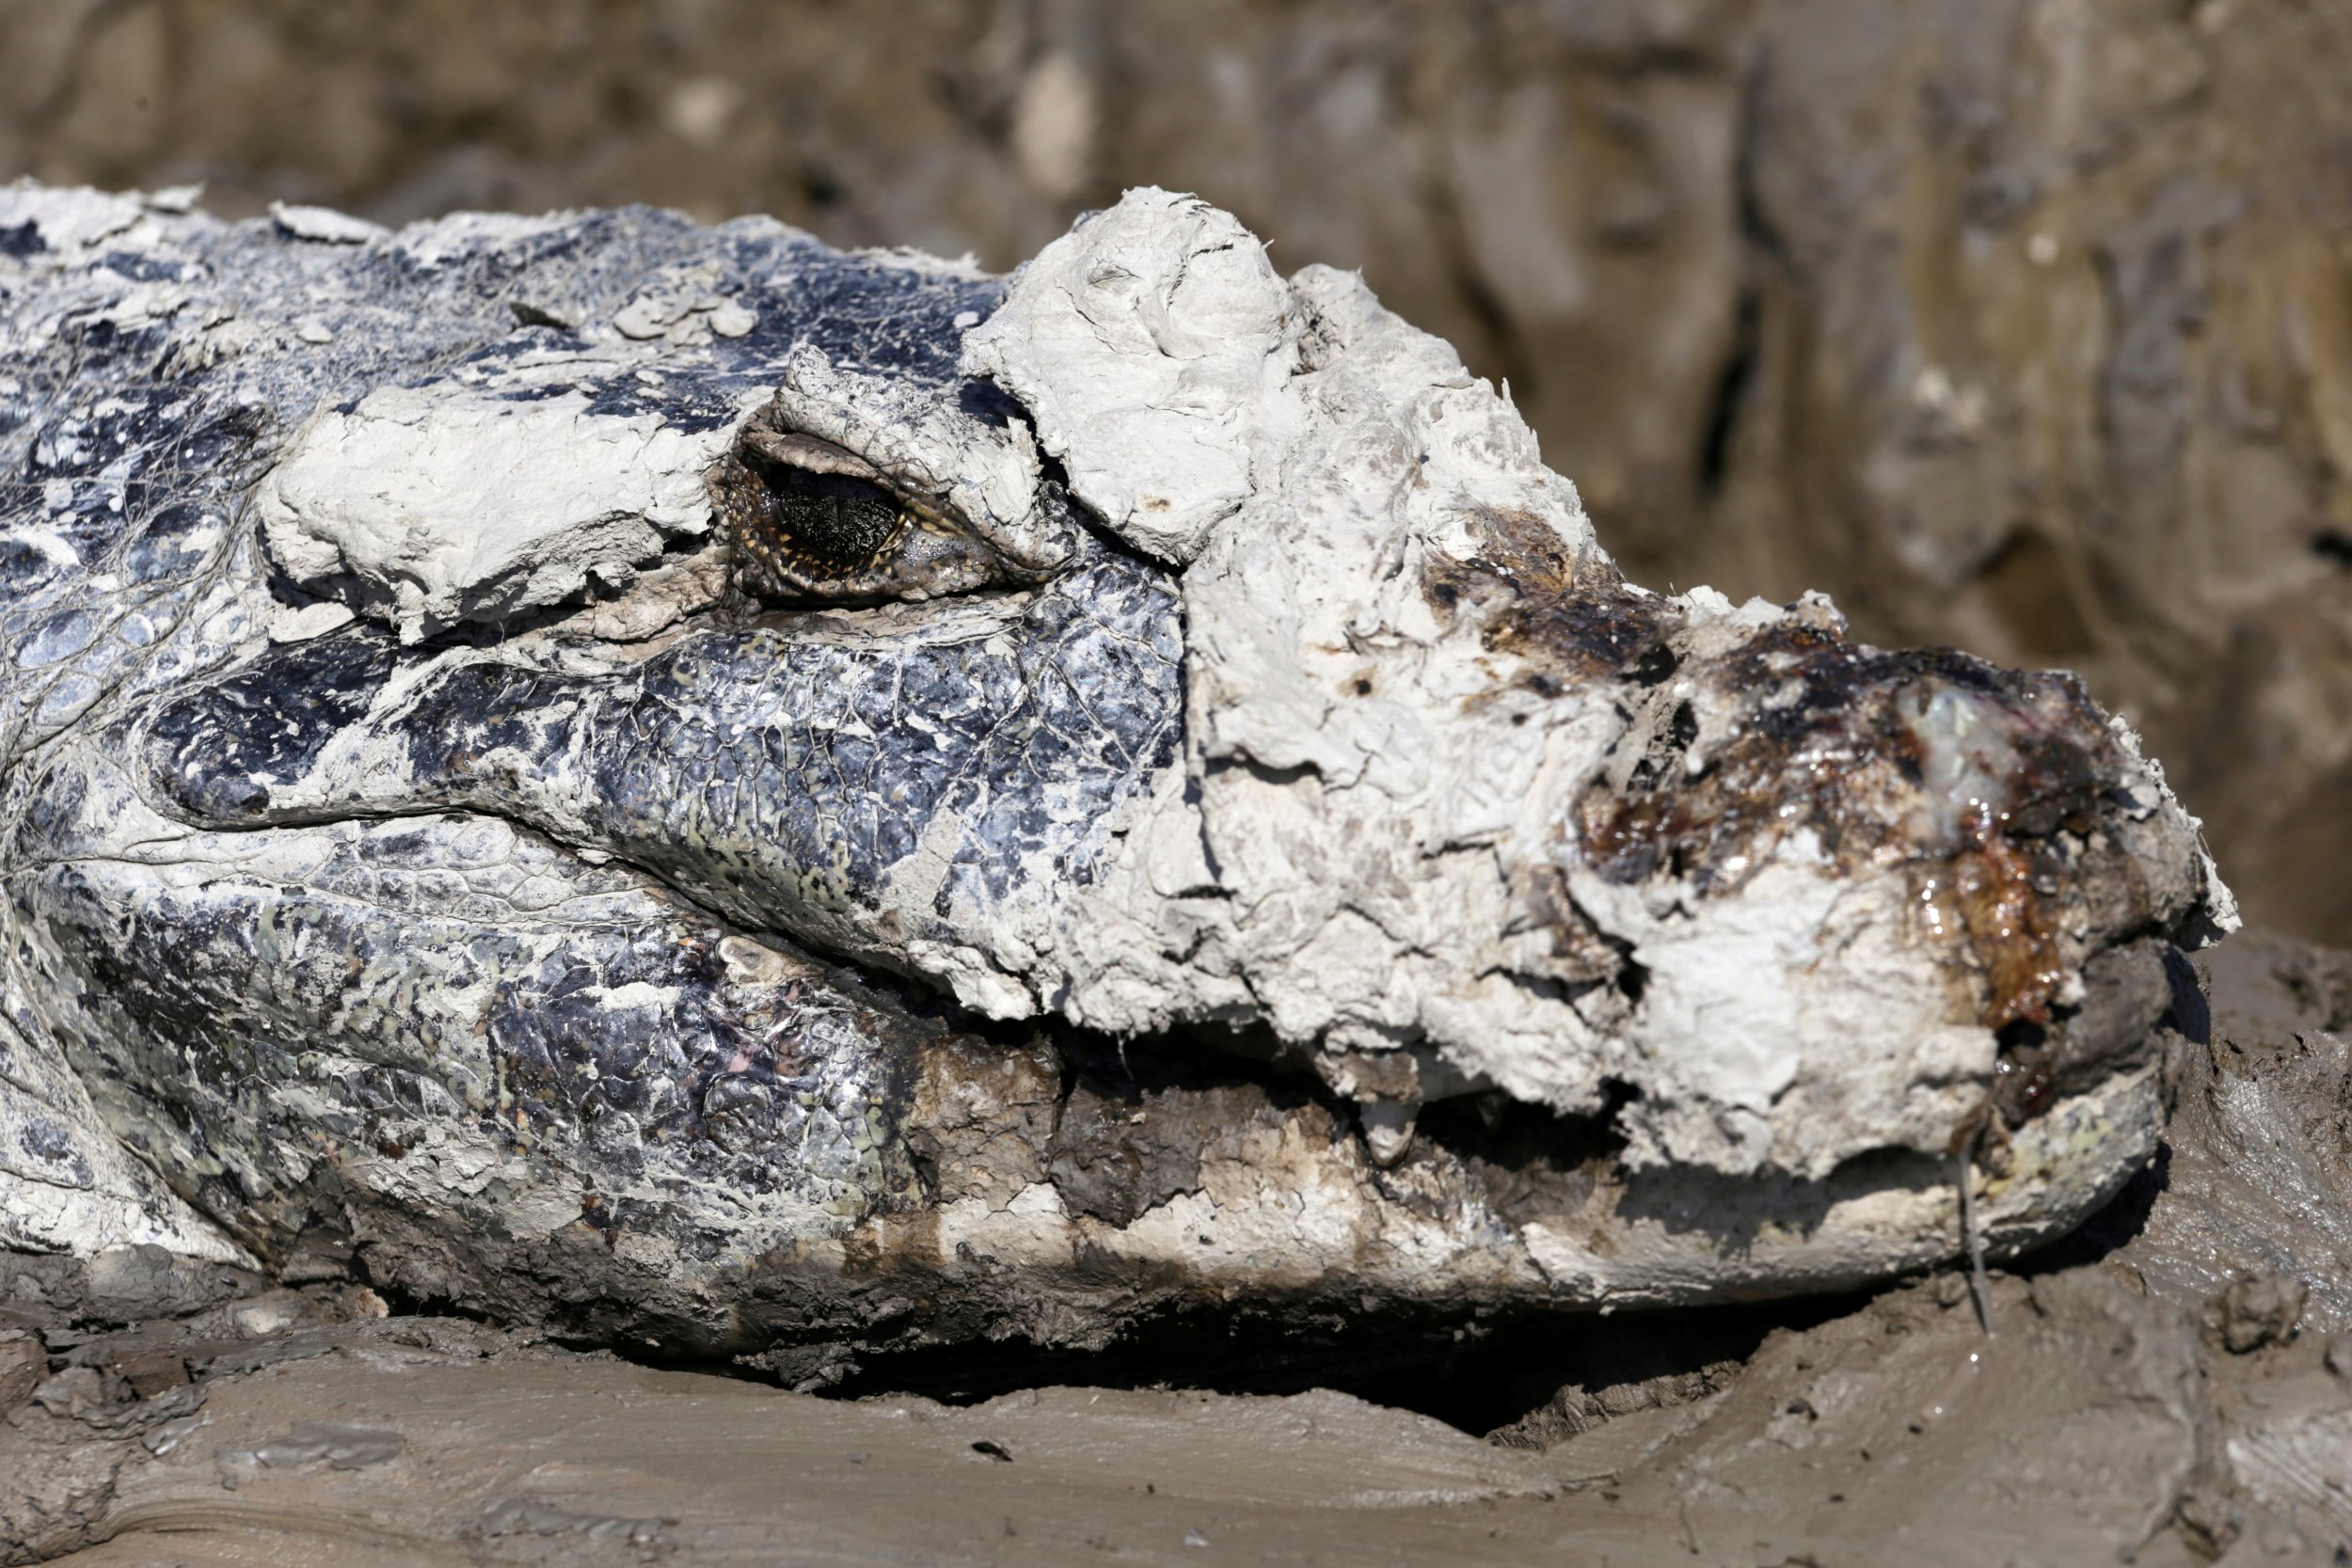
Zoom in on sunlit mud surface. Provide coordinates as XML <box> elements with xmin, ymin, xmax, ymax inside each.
<box><xmin>5</xmin><ymin>940</ymin><xmax>2346</xmax><ymax>1566</ymax></box>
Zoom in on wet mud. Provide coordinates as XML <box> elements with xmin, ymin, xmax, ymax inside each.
<box><xmin>5</xmin><ymin>933</ymin><xmax>2348</xmax><ymax>1566</ymax></box>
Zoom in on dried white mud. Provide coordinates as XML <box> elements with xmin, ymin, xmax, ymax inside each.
<box><xmin>2</xmin><ymin>182</ymin><xmax>2224</xmax><ymax>1365</ymax></box>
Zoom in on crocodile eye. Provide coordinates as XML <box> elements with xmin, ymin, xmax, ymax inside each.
<box><xmin>710</xmin><ymin>421</ymin><xmax>1025</xmax><ymax>604</ymax></box>
<box><xmin>741</xmin><ymin>462</ymin><xmax>910</xmax><ymax>578</ymax></box>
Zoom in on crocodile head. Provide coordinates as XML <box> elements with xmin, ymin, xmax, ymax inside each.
<box><xmin>0</xmin><ymin>186</ymin><xmax>2231</xmax><ymax>1354</ymax></box>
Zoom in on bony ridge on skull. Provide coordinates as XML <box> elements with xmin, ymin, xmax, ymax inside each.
<box><xmin>0</xmin><ymin>182</ymin><xmax>2231</xmax><ymax>1354</ymax></box>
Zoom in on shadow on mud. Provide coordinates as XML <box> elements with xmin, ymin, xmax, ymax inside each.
<box><xmin>644</xmin><ymin>1285</ymin><xmax>1871</xmax><ymax>1439</ymax></box>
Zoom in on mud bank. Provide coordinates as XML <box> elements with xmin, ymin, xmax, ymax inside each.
<box><xmin>2</xmin><ymin>933</ymin><xmax>2344</xmax><ymax>1566</ymax></box>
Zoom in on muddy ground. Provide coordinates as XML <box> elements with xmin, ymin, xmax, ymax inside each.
<box><xmin>7</xmin><ymin>5</ymin><xmax>2352</xmax><ymax>1560</ymax></box>
<box><xmin>4</xmin><ymin>935</ymin><xmax>2347</xmax><ymax>1566</ymax></box>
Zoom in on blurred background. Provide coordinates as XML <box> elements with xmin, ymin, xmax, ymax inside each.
<box><xmin>6</xmin><ymin>0</ymin><xmax>2349</xmax><ymax>942</ymax></box>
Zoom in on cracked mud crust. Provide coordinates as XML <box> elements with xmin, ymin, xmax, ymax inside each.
<box><xmin>1</xmin><ymin>181</ymin><xmax>2225</xmax><ymax>1367</ymax></box>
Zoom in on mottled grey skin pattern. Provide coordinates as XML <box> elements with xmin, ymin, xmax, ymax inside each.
<box><xmin>0</xmin><ymin>194</ymin><xmax>1200</xmax><ymax>1351</ymax></box>
<box><xmin>0</xmin><ymin>188</ymin><xmax>2220</xmax><ymax>1364</ymax></box>
<box><xmin>135</xmin><ymin>549</ymin><xmax>1177</xmax><ymax>969</ymax></box>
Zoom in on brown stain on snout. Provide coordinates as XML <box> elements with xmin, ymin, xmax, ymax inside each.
<box><xmin>1574</xmin><ymin>619</ymin><xmax>2123</xmax><ymax>1047</ymax></box>
<box><xmin>1422</xmin><ymin>508</ymin><xmax>1682</xmax><ymax>686</ymax></box>
<box><xmin>1417</xmin><ymin>508</ymin><xmax>1688</xmax><ymax>989</ymax></box>
<box><xmin>1950</xmin><ymin>813</ymin><xmax>2066</xmax><ymax>1035</ymax></box>
<box><xmin>1425</xmin><ymin>509</ymin><xmax>2168</xmax><ymax>1122</ymax></box>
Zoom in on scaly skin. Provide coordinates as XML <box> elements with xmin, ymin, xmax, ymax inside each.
<box><xmin>0</xmin><ymin>186</ymin><xmax>2230</xmax><ymax>1360</ymax></box>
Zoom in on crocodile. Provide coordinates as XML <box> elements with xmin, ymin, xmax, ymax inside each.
<box><xmin>0</xmin><ymin>183</ymin><xmax>2232</xmax><ymax>1360</ymax></box>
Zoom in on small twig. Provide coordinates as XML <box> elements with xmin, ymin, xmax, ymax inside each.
<box><xmin>1960</xmin><ymin>1124</ymin><xmax>1995</xmax><ymax>1337</ymax></box>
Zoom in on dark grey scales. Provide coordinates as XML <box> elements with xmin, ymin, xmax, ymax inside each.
<box><xmin>0</xmin><ymin>192</ymin><xmax>1184</xmax><ymax>1354</ymax></box>
<box><xmin>0</xmin><ymin>185</ymin><xmax>2230</xmax><ymax>1371</ymax></box>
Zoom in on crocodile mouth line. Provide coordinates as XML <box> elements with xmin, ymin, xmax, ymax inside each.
<box><xmin>21</xmin><ymin>768</ymin><xmax>2168</xmax><ymax>1351</ymax></box>
<box><xmin>0</xmin><ymin>183</ymin><xmax>2227</xmax><ymax>1376</ymax></box>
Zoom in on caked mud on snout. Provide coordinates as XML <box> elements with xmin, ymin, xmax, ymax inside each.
<box><xmin>0</xmin><ymin>182</ymin><xmax>2230</xmax><ymax>1357</ymax></box>
<box><xmin>1433</xmin><ymin>505</ymin><xmax>2205</xmax><ymax>1136</ymax></box>
<box><xmin>13</xmin><ymin>803</ymin><xmax>2185</xmax><ymax>1358</ymax></box>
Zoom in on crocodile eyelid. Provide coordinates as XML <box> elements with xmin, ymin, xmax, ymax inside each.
<box><xmin>711</xmin><ymin>422</ymin><xmax>995</xmax><ymax>603</ymax></box>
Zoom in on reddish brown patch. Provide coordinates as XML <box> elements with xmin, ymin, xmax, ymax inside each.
<box><xmin>1575</xmin><ymin>625</ymin><xmax>1965</xmax><ymax>891</ymax></box>
<box><xmin>1568</xmin><ymin>615</ymin><xmax>2157</xmax><ymax>1115</ymax></box>
<box><xmin>1948</xmin><ymin>813</ymin><xmax>2066</xmax><ymax>1032</ymax></box>
<box><xmin>1422</xmin><ymin>509</ymin><xmax>1680</xmax><ymax>683</ymax></box>
<box><xmin>1432</xmin><ymin>502</ymin><xmax>2153</xmax><ymax>1117</ymax></box>
<box><xmin>838</xmin><ymin>1222</ymin><xmax>884</xmax><ymax>1278</ymax></box>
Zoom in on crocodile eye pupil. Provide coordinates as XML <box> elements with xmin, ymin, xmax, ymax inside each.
<box><xmin>711</xmin><ymin>423</ymin><xmax>941</xmax><ymax>599</ymax></box>
<box><xmin>760</xmin><ymin>467</ymin><xmax>906</xmax><ymax>571</ymax></box>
